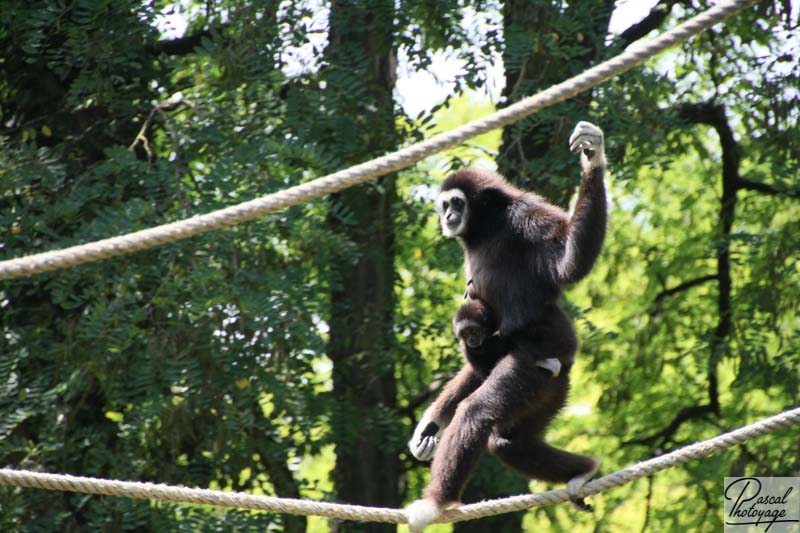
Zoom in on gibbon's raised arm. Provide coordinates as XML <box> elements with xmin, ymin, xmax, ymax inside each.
<box><xmin>556</xmin><ymin>121</ymin><xmax>608</xmax><ymax>286</ymax></box>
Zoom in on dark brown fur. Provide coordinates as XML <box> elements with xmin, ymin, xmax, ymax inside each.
<box><xmin>452</xmin><ymin>298</ymin><xmax>509</xmax><ymax>376</ymax></box>
<box><xmin>424</xmin><ymin>160</ymin><xmax>607</xmax><ymax>505</ymax></box>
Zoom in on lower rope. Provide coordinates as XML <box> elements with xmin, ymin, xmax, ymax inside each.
<box><xmin>0</xmin><ymin>406</ymin><xmax>798</xmax><ymax>524</ymax></box>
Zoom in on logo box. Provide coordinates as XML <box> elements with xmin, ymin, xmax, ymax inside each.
<box><xmin>724</xmin><ymin>477</ymin><xmax>799</xmax><ymax>532</ymax></box>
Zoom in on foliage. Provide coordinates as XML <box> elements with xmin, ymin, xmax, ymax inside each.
<box><xmin>0</xmin><ymin>1</ymin><xmax>798</xmax><ymax>532</ymax></box>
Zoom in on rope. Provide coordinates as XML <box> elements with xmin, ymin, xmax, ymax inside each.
<box><xmin>0</xmin><ymin>0</ymin><xmax>759</xmax><ymax>281</ymax></box>
<box><xmin>1</xmin><ymin>405</ymin><xmax>797</xmax><ymax>524</ymax></box>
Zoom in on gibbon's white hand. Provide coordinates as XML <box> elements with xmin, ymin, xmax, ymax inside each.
<box><xmin>568</xmin><ymin>121</ymin><xmax>604</xmax><ymax>157</ymax></box>
<box><xmin>409</xmin><ymin>409</ymin><xmax>442</xmax><ymax>461</ymax></box>
<box><xmin>569</xmin><ymin>121</ymin><xmax>606</xmax><ymax>169</ymax></box>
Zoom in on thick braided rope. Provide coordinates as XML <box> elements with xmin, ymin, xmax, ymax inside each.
<box><xmin>1</xmin><ymin>405</ymin><xmax>797</xmax><ymax>524</ymax></box>
<box><xmin>0</xmin><ymin>0</ymin><xmax>759</xmax><ymax>281</ymax></box>
<box><xmin>440</xmin><ymin>405</ymin><xmax>800</xmax><ymax>523</ymax></box>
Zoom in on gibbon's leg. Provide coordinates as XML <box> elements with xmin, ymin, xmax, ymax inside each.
<box><xmin>408</xmin><ymin>365</ymin><xmax>484</xmax><ymax>462</ymax></box>
<box><xmin>487</xmin><ymin>320</ymin><xmax>599</xmax><ymax>510</ymax></box>
<box><xmin>422</xmin><ymin>350</ymin><xmax>554</xmax><ymax>505</ymax></box>
<box><xmin>489</xmin><ymin>413</ymin><xmax>601</xmax><ymax>511</ymax></box>
<box><xmin>410</xmin><ymin>299</ymin><xmax>504</xmax><ymax>463</ymax></box>
<box><xmin>489</xmin><ymin>433</ymin><xmax>599</xmax><ymax>482</ymax></box>
<box><xmin>408</xmin><ymin>353</ymin><xmax>551</xmax><ymax>531</ymax></box>
<box><xmin>408</xmin><ymin>312</ymin><xmax>580</xmax><ymax>530</ymax></box>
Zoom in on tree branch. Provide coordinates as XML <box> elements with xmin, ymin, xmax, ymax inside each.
<box><xmin>640</xmin><ymin>476</ymin><xmax>654</xmax><ymax>533</ymax></box>
<box><xmin>149</xmin><ymin>30</ymin><xmax>212</xmax><ymax>56</ymax></box>
<box><xmin>129</xmin><ymin>94</ymin><xmax>195</xmax><ymax>161</ymax></box>
<box><xmin>631</xmin><ymin>102</ymin><xmax>743</xmax><ymax>449</ymax></box>
<box><xmin>623</xmin><ymin>403</ymin><xmax>716</xmax><ymax>448</ymax></box>
<box><xmin>610</xmin><ymin>0</ymin><xmax>686</xmax><ymax>50</ymax></box>
<box><xmin>736</xmin><ymin>177</ymin><xmax>800</xmax><ymax>199</ymax></box>
<box><xmin>676</xmin><ymin>103</ymin><xmax>737</xmax><ymax>421</ymax></box>
<box><xmin>653</xmin><ymin>274</ymin><xmax>718</xmax><ymax>305</ymax></box>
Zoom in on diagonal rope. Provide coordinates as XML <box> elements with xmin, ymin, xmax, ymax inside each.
<box><xmin>0</xmin><ymin>405</ymin><xmax>797</xmax><ymax>524</ymax></box>
<box><xmin>0</xmin><ymin>0</ymin><xmax>759</xmax><ymax>281</ymax></box>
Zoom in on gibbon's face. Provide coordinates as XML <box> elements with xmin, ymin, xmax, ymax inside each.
<box><xmin>437</xmin><ymin>188</ymin><xmax>469</xmax><ymax>238</ymax></box>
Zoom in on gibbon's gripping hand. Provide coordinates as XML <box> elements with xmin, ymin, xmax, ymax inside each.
<box><xmin>535</xmin><ymin>357</ymin><xmax>562</xmax><ymax>377</ymax></box>
<box><xmin>569</xmin><ymin>121</ymin><xmax>605</xmax><ymax>168</ymax></box>
<box><xmin>409</xmin><ymin>408</ymin><xmax>442</xmax><ymax>461</ymax></box>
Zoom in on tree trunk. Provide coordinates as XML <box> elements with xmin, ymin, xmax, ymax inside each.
<box><xmin>324</xmin><ymin>3</ymin><xmax>401</xmax><ymax>532</ymax></box>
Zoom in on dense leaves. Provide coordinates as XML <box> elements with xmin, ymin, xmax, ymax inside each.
<box><xmin>1</xmin><ymin>1</ymin><xmax>797</xmax><ymax>532</ymax></box>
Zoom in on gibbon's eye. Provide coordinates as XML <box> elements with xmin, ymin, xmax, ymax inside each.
<box><xmin>450</xmin><ymin>197</ymin><xmax>464</xmax><ymax>209</ymax></box>
<box><xmin>442</xmin><ymin>200</ymin><xmax>449</xmax><ymax>210</ymax></box>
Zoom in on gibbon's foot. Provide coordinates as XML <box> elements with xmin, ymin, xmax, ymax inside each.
<box><xmin>405</xmin><ymin>498</ymin><xmax>444</xmax><ymax>533</ymax></box>
<box><xmin>570</xmin><ymin>496</ymin><xmax>594</xmax><ymax>513</ymax></box>
<box><xmin>567</xmin><ymin>457</ymin><xmax>602</xmax><ymax>512</ymax></box>
<box><xmin>535</xmin><ymin>357</ymin><xmax>562</xmax><ymax>377</ymax></box>
<box><xmin>568</xmin><ymin>121</ymin><xmax>605</xmax><ymax>169</ymax></box>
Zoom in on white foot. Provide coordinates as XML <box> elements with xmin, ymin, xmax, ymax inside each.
<box><xmin>567</xmin><ymin>457</ymin><xmax>601</xmax><ymax>512</ymax></box>
<box><xmin>405</xmin><ymin>498</ymin><xmax>442</xmax><ymax>533</ymax></box>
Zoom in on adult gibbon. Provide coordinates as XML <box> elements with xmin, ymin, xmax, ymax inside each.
<box><xmin>407</xmin><ymin>121</ymin><xmax>607</xmax><ymax>531</ymax></box>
